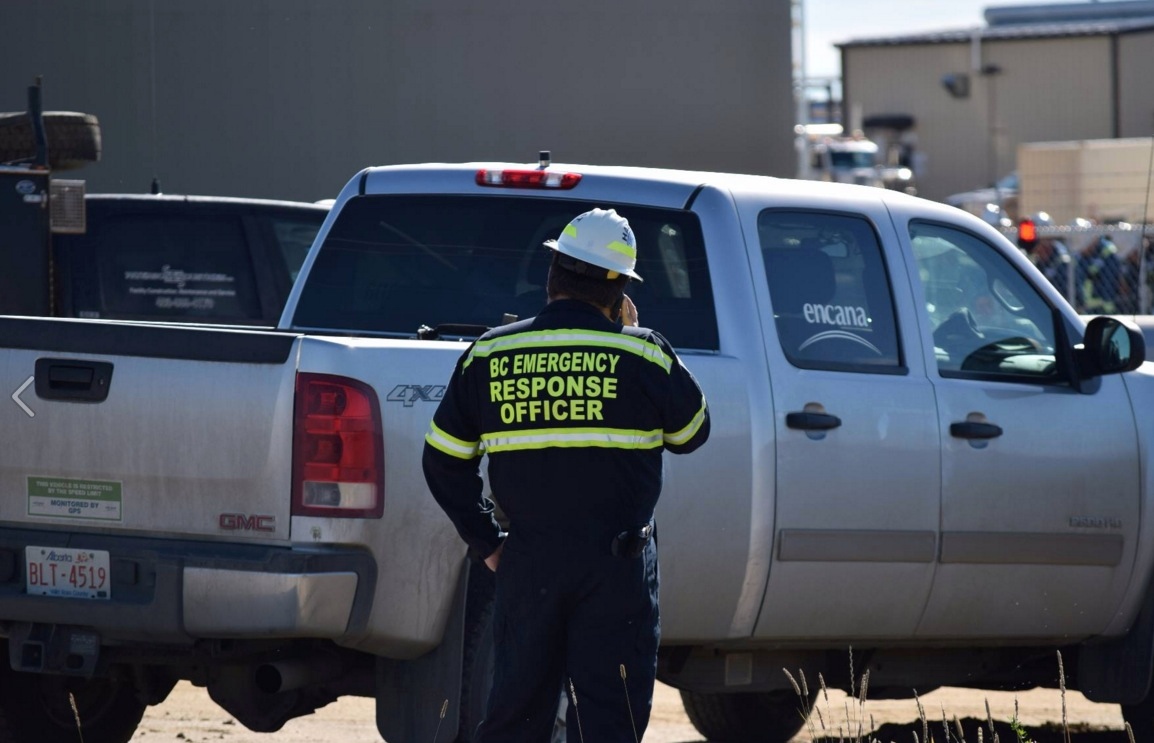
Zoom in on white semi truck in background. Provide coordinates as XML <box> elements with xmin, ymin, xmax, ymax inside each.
<box><xmin>798</xmin><ymin>123</ymin><xmax>916</xmax><ymax>194</ymax></box>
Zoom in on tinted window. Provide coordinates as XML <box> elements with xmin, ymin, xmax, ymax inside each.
<box><xmin>910</xmin><ymin>221</ymin><xmax>1058</xmax><ymax>381</ymax></box>
<box><xmin>759</xmin><ymin>210</ymin><xmax>901</xmax><ymax>372</ymax></box>
<box><xmin>292</xmin><ymin>195</ymin><xmax>718</xmax><ymax>350</ymax></box>
<box><xmin>95</xmin><ymin>215</ymin><xmax>262</xmax><ymax>321</ymax></box>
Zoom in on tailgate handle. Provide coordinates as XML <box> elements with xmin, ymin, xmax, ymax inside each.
<box><xmin>34</xmin><ymin>358</ymin><xmax>114</xmax><ymax>403</ymax></box>
<box><xmin>785</xmin><ymin>411</ymin><xmax>842</xmax><ymax>431</ymax></box>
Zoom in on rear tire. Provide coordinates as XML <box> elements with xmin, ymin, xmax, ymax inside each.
<box><xmin>0</xmin><ymin>667</ymin><xmax>145</xmax><ymax>743</ymax></box>
<box><xmin>680</xmin><ymin>688</ymin><xmax>814</xmax><ymax>743</ymax></box>
<box><xmin>0</xmin><ymin>111</ymin><xmax>102</xmax><ymax>170</ymax></box>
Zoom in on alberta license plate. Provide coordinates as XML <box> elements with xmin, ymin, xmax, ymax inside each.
<box><xmin>25</xmin><ymin>546</ymin><xmax>111</xmax><ymax>599</ymax></box>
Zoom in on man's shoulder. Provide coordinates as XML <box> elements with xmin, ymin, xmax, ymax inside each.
<box><xmin>622</xmin><ymin>324</ymin><xmax>674</xmax><ymax>350</ymax></box>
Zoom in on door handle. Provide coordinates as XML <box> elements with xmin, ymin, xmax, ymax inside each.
<box><xmin>786</xmin><ymin>411</ymin><xmax>842</xmax><ymax>431</ymax></box>
<box><xmin>949</xmin><ymin>421</ymin><xmax>1003</xmax><ymax>440</ymax></box>
<box><xmin>34</xmin><ymin>358</ymin><xmax>114</xmax><ymax>403</ymax></box>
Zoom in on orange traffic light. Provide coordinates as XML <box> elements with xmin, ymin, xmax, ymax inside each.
<box><xmin>1017</xmin><ymin>218</ymin><xmax>1037</xmax><ymax>250</ymax></box>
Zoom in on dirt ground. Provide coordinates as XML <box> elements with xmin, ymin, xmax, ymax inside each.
<box><xmin>130</xmin><ymin>680</ymin><xmax>1129</xmax><ymax>743</ymax></box>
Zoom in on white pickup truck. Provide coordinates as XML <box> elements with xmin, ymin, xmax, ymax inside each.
<box><xmin>1</xmin><ymin>160</ymin><xmax>1153</xmax><ymax>743</ymax></box>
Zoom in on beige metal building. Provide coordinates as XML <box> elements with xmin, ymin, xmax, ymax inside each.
<box><xmin>0</xmin><ymin>1</ymin><xmax>795</xmax><ymax>202</ymax></box>
<box><xmin>838</xmin><ymin>2</ymin><xmax>1154</xmax><ymax>203</ymax></box>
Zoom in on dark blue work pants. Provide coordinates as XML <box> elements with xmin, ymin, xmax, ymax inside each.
<box><xmin>475</xmin><ymin>536</ymin><xmax>660</xmax><ymax>743</ymax></box>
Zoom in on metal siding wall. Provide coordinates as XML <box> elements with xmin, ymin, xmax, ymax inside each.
<box><xmin>844</xmin><ymin>36</ymin><xmax>1115</xmax><ymax>202</ymax></box>
<box><xmin>988</xmin><ymin>37</ymin><xmax>1113</xmax><ymax>146</ymax></box>
<box><xmin>0</xmin><ymin>0</ymin><xmax>794</xmax><ymax>201</ymax></box>
<box><xmin>1118</xmin><ymin>31</ymin><xmax>1154</xmax><ymax>136</ymax></box>
<box><xmin>845</xmin><ymin>43</ymin><xmax>984</xmax><ymax>202</ymax></box>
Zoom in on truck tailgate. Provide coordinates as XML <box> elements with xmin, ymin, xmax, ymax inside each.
<box><xmin>0</xmin><ymin>317</ymin><xmax>299</xmax><ymax>541</ymax></box>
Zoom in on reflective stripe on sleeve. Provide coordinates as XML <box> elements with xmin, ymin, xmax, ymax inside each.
<box><xmin>463</xmin><ymin>329</ymin><xmax>672</xmax><ymax>372</ymax></box>
<box><xmin>664</xmin><ymin>397</ymin><xmax>707</xmax><ymax>446</ymax></box>
<box><xmin>426</xmin><ymin>421</ymin><xmax>481</xmax><ymax>459</ymax></box>
<box><xmin>481</xmin><ymin>427</ymin><xmax>664</xmax><ymax>453</ymax></box>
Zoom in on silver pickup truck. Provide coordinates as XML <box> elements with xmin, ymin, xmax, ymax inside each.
<box><xmin>2</xmin><ymin>161</ymin><xmax>1153</xmax><ymax>743</ymax></box>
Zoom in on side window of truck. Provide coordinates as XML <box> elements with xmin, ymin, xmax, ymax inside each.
<box><xmin>909</xmin><ymin>221</ymin><xmax>1058</xmax><ymax>381</ymax></box>
<box><xmin>759</xmin><ymin>210</ymin><xmax>902</xmax><ymax>372</ymax></box>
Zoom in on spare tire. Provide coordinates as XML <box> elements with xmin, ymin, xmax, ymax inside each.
<box><xmin>0</xmin><ymin>111</ymin><xmax>102</xmax><ymax>170</ymax></box>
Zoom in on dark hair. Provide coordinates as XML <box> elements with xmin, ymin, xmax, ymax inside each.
<box><xmin>546</xmin><ymin>253</ymin><xmax>630</xmax><ymax>309</ymax></box>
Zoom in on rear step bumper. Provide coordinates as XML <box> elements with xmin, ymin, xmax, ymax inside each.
<box><xmin>0</xmin><ymin>527</ymin><xmax>377</xmax><ymax>644</ymax></box>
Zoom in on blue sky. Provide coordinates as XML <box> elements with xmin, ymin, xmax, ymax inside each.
<box><xmin>804</xmin><ymin>0</ymin><xmax>1066</xmax><ymax>78</ymax></box>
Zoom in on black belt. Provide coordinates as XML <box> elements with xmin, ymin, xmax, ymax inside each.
<box><xmin>611</xmin><ymin>520</ymin><xmax>654</xmax><ymax>559</ymax></box>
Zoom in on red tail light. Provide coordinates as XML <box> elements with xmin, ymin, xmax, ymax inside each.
<box><xmin>475</xmin><ymin>169</ymin><xmax>581</xmax><ymax>189</ymax></box>
<box><xmin>292</xmin><ymin>373</ymin><xmax>384</xmax><ymax>518</ymax></box>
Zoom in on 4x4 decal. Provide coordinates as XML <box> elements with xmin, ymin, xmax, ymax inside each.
<box><xmin>386</xmin><ymin>384</ymin><xmax>446</xmax><ymax>406</ymax></box>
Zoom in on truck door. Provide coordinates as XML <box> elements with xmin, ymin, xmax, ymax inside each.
<box><xmin>746</xmin><ymin>202</ymin><xmax>942</xmax><ymax>640</ymax></box>
<box><xmin>896</xmin><ymin>217</ymin><xmax>1140</xmax><ymax>638</ymax></box>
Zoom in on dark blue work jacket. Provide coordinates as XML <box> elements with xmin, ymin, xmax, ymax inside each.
<box><xmin>423</xmin><ymin>299</ymin><xmax>710</xmax><ymax>556</ymax></box>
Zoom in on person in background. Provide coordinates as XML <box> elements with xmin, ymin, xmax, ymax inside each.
<box><xmin>1076</xmin><ymin>230</ymin><xmax>1123</xmax><ymax>314</ymax></box>
<box><xmin>1028</xmin><ymin>237</ymin><xmax>1072</xmax><ymax>298</ymax></box>
<box><xmin>1118</xmin><ymin>236</ymin><xmax>1154</xmax><ymax>314</ymax></box>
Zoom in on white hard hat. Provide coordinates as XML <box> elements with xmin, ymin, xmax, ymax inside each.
<box><xmin>544</xmin><ymin>208</ymin><xmax>644</xmax><ymax>282</ymax></box>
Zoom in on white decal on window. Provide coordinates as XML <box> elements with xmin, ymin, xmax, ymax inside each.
<box><xmin>803</xmin><ymin>303</ymin><xmax>869</xmax><ymax>328</ymax></box>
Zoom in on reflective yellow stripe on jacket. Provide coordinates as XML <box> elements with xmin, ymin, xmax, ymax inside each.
<box><xmin>426</xmin><ymin>421</ymin><xmax>481</xmax><ymax>460</ymax></box>
<box><xmin>463</xmin><ymin>329</ymin><xmax>673</xmax><ymax>373</ymax></box>
<box><xmin>664</xmin><ymin>396</ymin><xmax>708</xmax><ymax>446</ymax></box>
<box><xmin>481</xmin><ymin>426</ymin><xmax>664</xmax><ymax>453</ymax></box>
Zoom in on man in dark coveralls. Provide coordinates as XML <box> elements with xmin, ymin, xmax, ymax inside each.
<box><xmin>423</xmin><ymin>206</ymin><xmax>710</xmax><ymax>742</ymax></box>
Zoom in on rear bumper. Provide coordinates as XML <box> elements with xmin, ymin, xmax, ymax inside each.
<box><xmin>0</xmin><ymin>527</ymin><xmax>376</xmax><ymax>645</ymax></box>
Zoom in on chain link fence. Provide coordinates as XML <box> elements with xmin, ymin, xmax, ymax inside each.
<box><xmin>1007</xmin><ymin>223</ymin><xmax>1154</xmax><ymax>315</ymax></box>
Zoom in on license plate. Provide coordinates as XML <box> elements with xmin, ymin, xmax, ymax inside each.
<box><xmin>25</xmin><ymin>546</ymin><xmax>111</xmax><ymax>599</ymax></box>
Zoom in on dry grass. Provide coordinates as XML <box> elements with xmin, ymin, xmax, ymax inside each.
<box><xmin>786</xmin><ymin>649</ymin><xmax>1137</xmax><ymax>743</ymax></box>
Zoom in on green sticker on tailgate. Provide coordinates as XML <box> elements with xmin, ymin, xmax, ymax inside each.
<box><xmin>27</xmin><ymin>477</ymin><xmax>123</xmax><ymax>521</ymax></box>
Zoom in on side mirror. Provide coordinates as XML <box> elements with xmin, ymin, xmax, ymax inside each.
<box><xmin>1079</xmin><ymin>316</ymin><xmax>1145</xmax><ymax>377</ymax></box>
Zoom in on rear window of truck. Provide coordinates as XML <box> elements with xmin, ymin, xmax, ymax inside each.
<box><xmin>94</xmin><ymin>214</ymin><xmax>263</xmax><ymax>320</ymax></box>
<box><xmin>292</xmin><ymin>195</ymin><xmax>719</xmax><ymax>351</ymax></box>
<box><xmin>58</xmin><ymin>204</ymin><xmax>325</xmax><ymax>324</ymax></box>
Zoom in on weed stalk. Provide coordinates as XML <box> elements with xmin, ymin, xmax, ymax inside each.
<box><xmin>431</xmin><ymin>699</ymin><xmax>448</xmax><ymax>743</ymax></box>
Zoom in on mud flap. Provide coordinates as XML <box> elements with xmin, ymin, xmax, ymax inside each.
<box><xmin>1080</xmin><ymin>579</ymin><xmax>1154</xmax><ymax>705</ymax></box>
<box><xmin>375</xmin><ymin>559</ymin><xmax>493</xmax><ymax>743</ymax></box>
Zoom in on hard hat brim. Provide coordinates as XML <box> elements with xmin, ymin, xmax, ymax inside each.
<box><xmin>542</xmin><ymin>240</ymin><xmax>644</xmax><ymax>282</ymax></box>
